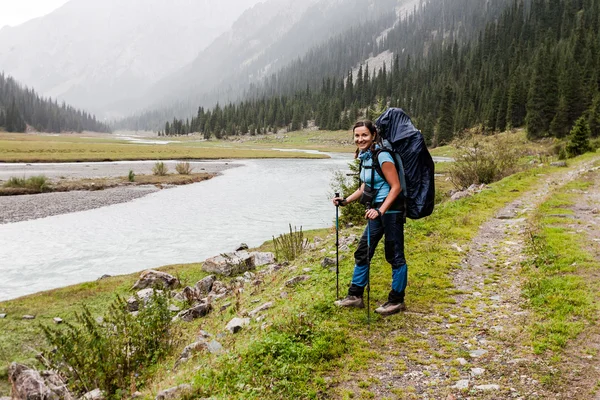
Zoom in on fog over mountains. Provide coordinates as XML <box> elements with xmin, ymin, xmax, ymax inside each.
<box><xmin>0</xmin><ymin>0</ymin><xmax>265</xmax><ymax>118</ymax></box>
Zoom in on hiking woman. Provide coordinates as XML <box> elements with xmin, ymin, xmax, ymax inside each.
<box><xmin>332</xmin><ymin>120</ymin><xmax>407</xmax><ymax>316</ymax></box>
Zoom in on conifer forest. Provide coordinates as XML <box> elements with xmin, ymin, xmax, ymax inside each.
<box><xmin>161</xmin><ymin>0</ymin><xmax>600</xmax><ymax>146</ymax></box>
<box><xmin>0</xmin><ymin>73</ymin><xmax>110</xmax><ymax>133</ymax></box>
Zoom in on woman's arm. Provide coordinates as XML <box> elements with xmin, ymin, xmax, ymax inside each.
<box><xmin>365</xmin><ymin>161</ymin><xmax>401</xmax><ymax>219</ymax></box>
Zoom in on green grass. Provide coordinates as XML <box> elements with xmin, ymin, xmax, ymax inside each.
<box><xmin>0</xmin><ymin>132</ymin><xmax>330</xmax><ymax>162</ymax></box>
<box><xmin>523</xmin><ymin>177</ymin><xmax>599</xmax><ymax>354</ymax></box>
<box><xmin>2</xmin><ymin>175</ymin><xmax>48</xmax><ymax>192</ymax></box>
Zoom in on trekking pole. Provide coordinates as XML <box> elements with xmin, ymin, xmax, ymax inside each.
<box><xmin>366</xmin><ymin>202</ymin><xmax>371</xmax><ymax>324</ymax></box>
<box><xmin>335</xmin><ymin>192</ymin><xmax>340</xmax><ymax>300</ymax></box>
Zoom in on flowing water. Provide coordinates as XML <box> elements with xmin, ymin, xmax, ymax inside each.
<box><xmin>0</xmin><ymin>154</ymin><xmax>352</xmax><ymax>301</ymax></box>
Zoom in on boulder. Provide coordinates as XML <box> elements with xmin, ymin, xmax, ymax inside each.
<box><xmin>248</xmin><ymin>302</ymin><xmax>274</xmax><ymax>317</ymax></box>
<box><xmin>132</xmin><ymin>270</ymin><xmax>179</xmax><ymax>290</ymax></box>
<box><xmin>339</xmin><ymin>234</ymin><xmax>358</xmax><ymax>247</ymax></box>
<box><xmin>9</xmin><ymin>363</ymin><xmax>74</xmax><ymax>400</ymax></box>
<box><xmin>176</xmin><ymin>303</ymin><xmax>212</xmax><ymax>322</ymax></box>
<box><xmin>181</xmin><ymin>286</ymin><xmax>201</xmax><ymax>304</ymax></box>
<box><xmin>210</xmin><ymin>281</ymin><xmax>228</xmax><ymax>295</ymax></box>
<box><xmin>176</xmin><ymin>339</ymin><xmax>224</xmax><ymax>367</ymax></box>
<box><xmin>226</xmin><ymin>317</ymin><xmax>250</xmax><ymax>333</ymax></box>
<box><xmin>155</xmin><ymin>384</ymin><xmax>192</xmax><ymax>400</ymax></box>
<box><xmin>236</xmin><ymin>243</ymin><xmax>249</xmax><ymax>251</ymax></box>
<box><xmin>250</xmin><ymin>252</ymin><xmax>275</xmax><ymax>267</ymax></box>
<box><xmin>195</xmin><ymin>275</ymin><xmax>215</xmax><ymax>295</ymax></box>
<box><xmin>81</xmin><ymin>388</ymin><xmax>105</xmax><ymax>400</ymax></box>
<box><xmin>127</xmin><ymin>288</ymin><xmax>162</xmax><ymax>312</ymax></box>
<box><xmin>97</xmin><ymin>274</ymin><xmax>111</xmax><ymax>281</ymax></box>
<box><xmin>202</xmin><ymin>251</ymin><xmax>255</xmax><ymax>276</ymax></box>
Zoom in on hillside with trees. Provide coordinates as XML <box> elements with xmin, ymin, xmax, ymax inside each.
<box><xmin>160</xmin><ymin>0</ymin><xmax>600</xmax><ymax>145</ymax></box>
<box><xmin>0</xmin><ymin>73</ymin><xmax>110</xmax><ymax>133</ymax></box>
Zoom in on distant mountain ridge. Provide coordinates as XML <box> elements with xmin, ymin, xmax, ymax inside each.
<box><xmin>0</xmin><ymin>0</ymin><xmax>265</xmax><ymax>118</ymax></box>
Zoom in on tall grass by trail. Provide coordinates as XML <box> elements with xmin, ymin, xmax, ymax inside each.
<box><xmin>3</xmin><ymin>175</ymin><xmax>49</xmax><ymax>192</ymax></box>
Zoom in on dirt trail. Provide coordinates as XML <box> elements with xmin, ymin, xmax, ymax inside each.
<box><xmin>337</xmin><ymin>160</ymin><xmax>600</xmax><ymax>399</ymax></box>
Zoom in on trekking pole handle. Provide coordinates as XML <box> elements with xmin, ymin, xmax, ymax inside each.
<box><xmin>335</xmin><ymin>192</ymin><xmax>344</xmax><ymax>207</ymax></box>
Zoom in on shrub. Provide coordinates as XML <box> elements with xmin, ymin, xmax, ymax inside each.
<box><xmin>330</xmin><ymin>158</ymin><xmax>365</xmax><ymax>226</ymax></box>
<box><xmin>4</xmin><ymin>175</ymin><xmax>49</xmax><ymax>192</ymax></box>
<box><xmin>449</xmin><ymin>133</ymin><xmax>524</xmax><ymax>189</ymax></box>
<box><xmin>152</xmin><ymin>161</ymin><xmax>168</xmax><ymax>176</ymax></box>
<box><xmin>175</xmin><ymin>161</ymin><xmax>193</xmax><ymax>175</ymax></box>
<box><xmin>128</xmin><ymin>170</ymin><xmax>135</xmax><ymax>182</ymax></box>
<box><xmin>272</xmin><ymin>224</ymin><xmax>305</xmax><ymax>262</ymax></box>
<box><xmin>41</xmin><ymin>291</ymin><xmax>175</xmax><ymax>398</ymax></box>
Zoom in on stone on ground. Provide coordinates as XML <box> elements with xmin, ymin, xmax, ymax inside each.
<box><xmin>248</xmin><ymin>301</ymin><xmax>274</xmax><ymax>317</ymax></box>
<box><xmin>226</xmin><ymin>317</ymin><xmax>250</xmax><ymax>333</ymax></box>
<box><xmin>81</xmin><ymin>388</ymin><xmax>105</xmax><ymax>400</ymax></box>
<box><xmin>132</xmin><ymin>270</ymin><xmax>179</xmax><ymax>290</ymax></box>
<box><xmin>176</xmin><ymin>303</ymin><xmax>212</xmax><ymax>322</ymax></box>
<box><xmin>155</xmin><ymin>384</ymin><xmax>192</xmax><ymax>400</ymax></box>
<box><xmin>203</xmin><ymin>251</ymin><xmax>255</xmax><ymax>276</ymax></box>
<box><xmin>285</xmin><ymin>275</ymin><xmax>310</xmax><ymax>287</ymax></box>
<box><xmin>9</xmin><ymin>363</ymin><xmax>73</xmax><ymax>400</ymax></box>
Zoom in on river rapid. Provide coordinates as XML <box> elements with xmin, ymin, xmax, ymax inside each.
<box><xmin>0</xmin><ymin>153</ymin><xmax>352</xmax><ymax>301</ymax></box>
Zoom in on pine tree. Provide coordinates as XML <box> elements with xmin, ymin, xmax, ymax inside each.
<box><xmin>587</xmin><ymin>93</ymin><xmax>600</xmax><ymax>137</ymax></box>
<box><xmin>550</xmin><ymin>96</ymin><xmax>570</xmax><ymax>138</ymax></box>
<box><xmin>435</xmin><ymin>85</ymin><xmax>455</xmax><ymax>146</ymax></box>
<box><xmin>566</xmin><ymin>116</ymin><xmax>591</xmax><ymax>156</ymax></box>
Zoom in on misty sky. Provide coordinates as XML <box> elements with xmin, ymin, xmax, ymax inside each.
<box><xmin>0</xmin><ymin>0</ymin><xmax>69</xmax><ymax>28</ymax></box>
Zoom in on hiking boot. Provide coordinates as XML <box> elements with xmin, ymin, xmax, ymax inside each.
<box><xmin>334</xmin><ymin>295</ymin><xmax>364</xmax><ymax>308</ymax></box>
<box><xmin>374</xmin><ymin>301</ymin><xmax>406</xmax><ymax>316</ymax></box>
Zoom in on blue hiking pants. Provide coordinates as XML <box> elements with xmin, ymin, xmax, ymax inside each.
<box><xmin>347</xmin><ymin>212</ymin><xmax>407</xmax><ymax>303</ymax></box>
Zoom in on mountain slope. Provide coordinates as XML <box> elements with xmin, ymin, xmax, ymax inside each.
<box><xmin>0</xmin><ymin>0</ymin><xmax>264</xmax><ymax>118</ymax></box>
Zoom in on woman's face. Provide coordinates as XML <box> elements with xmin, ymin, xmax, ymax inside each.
<box><xmin>354</xmin><ymin>126</ymin><xmax>375</xmax><ymax>151</ymax></box>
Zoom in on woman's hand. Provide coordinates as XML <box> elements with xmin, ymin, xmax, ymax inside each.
<box><xmin>365</xmin><ymin>208</ymin><xmax>381</xmax><ymax>220</ymax></box>
<box><xmin>332</xmin><ymin>196</ymin><xmax>345</xmax><ymax>207</ymax></box>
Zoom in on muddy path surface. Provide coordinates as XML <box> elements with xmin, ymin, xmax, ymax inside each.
<box><xmin>334</xmin><ymin>159</ymin><xmax>600</xmax><ymax>399</ymax></box>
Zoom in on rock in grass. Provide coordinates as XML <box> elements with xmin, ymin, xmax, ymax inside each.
<box><xmin>321</xmin><ymin>257</ymin><xmax>336</xmax><ymax>267</ymax></box>
<box><xmin>81</xmin><ymin>388</ymin><xmax>105</xmax><ymax>399</ymax></box>
<box><xmin>155</xmin><ymin>384</ymin><xmax>192</xmax><ymax>400</ymax></box>
<box><xmin>452</xmin><ymin>379</ymin><xmax>469</xmax><ymax>389</ymax></box>
<box><xmin>132</xmin><ymin>270</ymin><xmax>179</xmax><ymax>290</ymax></box>
<box><xmin>127</xmin><ymin>288</ymin><xmax>162</xmax><ymax>312</ymax></box>
<box><xmin>236</xmin><ymin>243</ymin><xmax>249</xmax><ymax>251</ymax></box>
<box><xmin>9</xmin><ymin>363</ymin><xmax>74</xmax><ymax>400</ymax></box>
<box><xmin>250</xmin><ymin>252</ymin><xmax>275</xmax><ymax>267</ymax></box>
<box><xmin>471</xmin><ymin>368</ymin><xmax>485</xmax><ymax>376</ymax></box>
<box><xmin>550</xmin><ymin>161</ymin><xmax>567</xmax><ymax>167</ymax></box>
<box><xmin>195</xmin><ymin>275</ymin><xmax>215</xmax><ymax>295</ymax></box>
<box><xmin>469</xmin><ymin>349</ymin><xmax>488</xmax><ymax>358</ymax></box>
<box><xmin>203</xmin><ymin>251</ymin><xmax>255</xmax><ymax>276</ymax></box>
<box><xmin>0</xmin><ymin>313</ymin><xmax>6</xmax><ymax>319</ymax></box>
<box><xmin>285</xmin><ymin>275</ymin><xmax>310</xmax><ymax>287</ymax></box>
<box><xmin>53</xmin><ymin>317</ymin><xmax>63</xmax><ymax>324</ymax></box>
<box><xmin>226</xmin><ymin>317</ymin><xmax>250</xmax><ymax>333</ymax></box>
<box><xmin>474</xmin><ymin>384</ymin><xmax>500</xmax><ymax>391</ymax></box>
<box><xmin>248</xmin><ymin>302</ymin><xmax>273</xmax><ymax>317</ymax></box>
<box><xmin>176</xmin><ymin>303</ymin><xmax>212</xmax><ymax>322</ymax></box>
<box><xmin>22</xmin><ymin>315</ymin><xmax>35</xmax><ymax>320</ymax></box>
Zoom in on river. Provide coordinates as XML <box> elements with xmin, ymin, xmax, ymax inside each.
<box><xmin>0</xmin><ymin>153</ymin><xmax>353</xmax><ymax>301</ymax></box>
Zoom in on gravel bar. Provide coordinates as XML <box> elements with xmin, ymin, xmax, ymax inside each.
<box><xmin>0</xmin><ymin>186</ymin><xmax>161</xmax><ymax>224</ymax></box>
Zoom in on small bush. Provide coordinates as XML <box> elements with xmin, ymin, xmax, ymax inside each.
<box><xmin>273</xmin><ymin>224</ymin><xmax>305</xmax><ymax>262</ymax></box>
<box><xmin>128</xmin><ymin>170</ymin><xmax>135</xmax><ymax>182</ymax></box>
<box><xmin>330</xmin><ymin>159</ymin><xmax>365</xmax><ymax>226</ymax></box>
<box><xmin>41</xmin><ymin>291</ymin><xmax>175</xmax><ymax>398</ymax></box>
<box><xmin>152</xmin><ymin>161</ymin><xmax>168</xmax><ymax>176</ymax></box>
<box><xmin>3</xmin><ymin>175</ymin><xmax>49</xmax><ymax>192</ymax></box>
<box><xmin>175</xmin><ymin>162</ymin><xmax>193</xmax><ymax>175</ymax></box>
<box><xmin>449</xmin><ymin>133</ymin><xmax>524</xmax><ymax>189</ymax></box>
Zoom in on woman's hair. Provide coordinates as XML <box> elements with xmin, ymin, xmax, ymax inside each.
<box><xmin>353</xmin><ymin>120</ymin><xmax>379</xmax><ymax>158</ymax></box>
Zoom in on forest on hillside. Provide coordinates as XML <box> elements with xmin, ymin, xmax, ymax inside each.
<box><xmin>161</xmin><ymin>0</ymin><xmax>600</xmax><ymax>146</ymax></box>
<box><xmin>0</xmin><ymin>73</ymin><xmax>110</xmax><ymax>133</ymax></box>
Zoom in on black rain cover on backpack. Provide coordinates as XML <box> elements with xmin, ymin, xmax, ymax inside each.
<box><xmin>375</xmin><ymin>108</ymin><xmax>435</xmax><ymax>219</ymax></box>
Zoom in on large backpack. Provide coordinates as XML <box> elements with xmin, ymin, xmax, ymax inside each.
<box><xmin>372</xmin><ymin>108</ymin><xmax>435</xmax><ymax>219</ymax></box>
